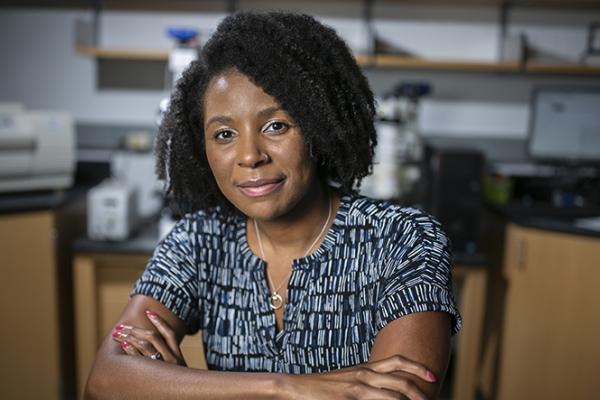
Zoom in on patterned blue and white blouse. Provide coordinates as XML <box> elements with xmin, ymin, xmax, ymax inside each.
<box><xmin>132</xmin><ymin>194</ymin><xmax>462</xmax><ymax>373</ymax></box>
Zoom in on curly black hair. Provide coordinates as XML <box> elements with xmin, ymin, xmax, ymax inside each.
<box><xmin>156</xmin><ymin>11</ymin><xmax>377</xmax><ymax>215</ymax></box>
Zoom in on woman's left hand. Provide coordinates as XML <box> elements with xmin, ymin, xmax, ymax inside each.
<box><xmin>111</xmin><ymin>310</ymin><xmax>187</xmax><ymax>367</ymax></box>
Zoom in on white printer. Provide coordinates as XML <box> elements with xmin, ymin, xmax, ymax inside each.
<box><xmin>0</xmin><ymin>103</ymin><xmax>75</xmax><ymax>193</ymax></box>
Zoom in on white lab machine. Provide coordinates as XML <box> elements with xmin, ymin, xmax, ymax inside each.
<box><xmin>87</xmin><ymin>179</ymin><xmax>138</xmax><ymax>241</ymax></box>
<box><xmin>361</xmin><ymin>83</ymin><xmax>430</xmax><ymax>200</ymax></box>
<box><xmin>110</xmin><ymin>149</ymin><xmax>162</xmax><ymax>219</ymax></box>
<box><xmin>0</xmin><ymin>103</ymin><xmax>75</xmax><ymax>193</ymax></box>
<box><xmin>86</xmin><ymin>147</ymin><xmax>163</xmax><ymax>241</ymax></box>
<box><xmin>361</xmin><ymin>96</ymin><xmax>403</xmax><ymax>199</ymax></box>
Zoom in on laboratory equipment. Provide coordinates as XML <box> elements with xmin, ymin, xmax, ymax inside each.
<box><xmin>0</xmin><ymin>103</ymin><xmax>75</xmax><ymax>193</ymax></box>
<box><xmin>528</xmin><ymin>87</ymin><xmax>600</xmax><ymax>164</ymax></box>
<box><xmin>157</xmin><ymin>27</ymin><xmax>199</xmax><ymax>126</ymax></box>
<box><xmin>110</xmin><ymin>146</ymin><xmax>162</xmax><ymax>219</ymax></box>
<box><xmin>361</xmin><ymin>82</ymin><xmax>431</xmax><ymax>200</ymax></box>
<box><xmin>87</xmin><ymin>179</ymin><xmax>138</xmax><ymax>241</ymax></box>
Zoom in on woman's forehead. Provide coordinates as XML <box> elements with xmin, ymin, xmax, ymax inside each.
<box><xmin>203</xmin><ymin>70</ymin><xmax>282</xmax><ymax>113</ymax></box>
<box><xmin>207</xmin><ymin>70</ymin><xmax>238</xmax><ymax>92</ymax></box>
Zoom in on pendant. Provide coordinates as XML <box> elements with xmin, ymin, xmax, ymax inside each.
<box><xmin>270</xmin><ymin>292</ymin><xmax>283</xmax><ymax>310</ymax></box>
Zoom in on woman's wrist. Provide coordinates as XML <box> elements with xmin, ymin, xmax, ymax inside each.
<box><xmin>271</xmin><ymin>372</ymin><xmax>297</xmax><ymax>400</ymax></box>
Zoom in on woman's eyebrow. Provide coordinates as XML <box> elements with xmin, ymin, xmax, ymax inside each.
<box><xmin>258</xmin><ymin>106</ymin><xmax>283</xmax><ymax>118</ymax></box>
<box><xmin>205</xmin><ymin>115</ymin><xmax>234</xmax><ymax>127</ymax></box>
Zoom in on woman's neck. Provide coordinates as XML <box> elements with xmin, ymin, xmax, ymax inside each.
<box><xmin>250</xmin><ymin>183</ymin><xmax>339</xmax><ymax>259</ymax></box>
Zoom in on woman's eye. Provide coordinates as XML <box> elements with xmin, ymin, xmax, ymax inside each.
<box><xmin>214</xmin><ymin>130</ymin><xmax>236</xmax><ymax>142</ymax></box>
<box><xmin>263</xmin><ymin>121</ymin><xmax>289</xmax><ymax>135</ymax></box>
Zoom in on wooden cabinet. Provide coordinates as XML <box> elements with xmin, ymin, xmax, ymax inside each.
<box><xmin>73</xmin><ymin>253</ymin><xmax>205</xmax><ymax>399</ymax></box>
<box><xmin>496</xmin><ymin>224</ymin><xmax>600</xmax><ymax>400</ymax></box>
<box><xmin>0</xmin><ymin>210</ymin><xmax>77</xmax><ymax>400</ymax></box>
<box><xmin>452</xmin><ymin>265</ymin><xmax>488</xmax><ymax>400</ymax></box>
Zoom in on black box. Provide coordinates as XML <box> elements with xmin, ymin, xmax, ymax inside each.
<box><xmin>422</xmin><ymin>144</ymin><xmax>485</xmax><ymax>255</ymax></box>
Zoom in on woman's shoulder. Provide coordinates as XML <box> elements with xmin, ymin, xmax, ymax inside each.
<box><xmin>346</xmin><ymin>195</ymin><xmax>443</xmax><ymax>234</ymax></box>
<box><xmin>170</xmin><ymin>206</ymin><xmax>240</xmax><ymax>240</ymax></box>
<box><xmin>344</xmin><ymin>195</ymin><xmax>449</xmax><ymax>256</ymax></box>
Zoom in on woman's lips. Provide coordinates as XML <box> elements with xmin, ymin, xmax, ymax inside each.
<box><xmin>237</xmin><ymin>178</ymin><xmax>285</xmax><ymax>197</ymax></box>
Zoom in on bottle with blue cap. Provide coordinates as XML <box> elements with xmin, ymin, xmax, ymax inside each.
<box><xmin>157</xmin><ymin>27</ymin><xmax>199</xmax><ymax>126</ymax></box>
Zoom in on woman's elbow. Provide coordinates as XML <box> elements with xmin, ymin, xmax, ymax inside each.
<box><xmin>84</xmin><ymin>368</ymin><xmax>105</xmax><ymax>400</ymax></box>
<box><xmin>83</xmin><ymin>375</ymin><xmax>100</xmax><ymax>399</ymax></box>
<box><xmin>83</xmin><ymin>358</ymin><xmax>114</xmax><ymax>400</ymax></box>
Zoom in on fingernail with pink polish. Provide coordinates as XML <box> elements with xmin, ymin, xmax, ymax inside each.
<box><xmin>145</xmin><ymin>310</ymin><xmax>157</xmax><ymax>318</ymax></box>
<box><xmin>426</xmin><ymin>371</ymin><xmax>437</xmax><ymax>382</ymax></box>
<box><xmin>121</xmin><ymin>341</ymin><xmax>129</xmax><ymax>349</ymax></box>
<box><xmin>115</xmin><ymin>324</ymin><xmax>125</xmax><ymax>331</ymax></box>
<box><xmin>111</xmin><ymin>332</ymin><xmax>120</xmax><ymax>339</ymax></box>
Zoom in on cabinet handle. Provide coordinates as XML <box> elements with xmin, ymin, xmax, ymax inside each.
<box><xmin>516</xmin><ymin>238</ymin><xmax>527</xmax><ymax>272</ymax></box>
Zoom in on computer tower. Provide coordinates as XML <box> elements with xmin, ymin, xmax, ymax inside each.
<box><xmin>422</xmin><ymin>144</ymin><xmax>485</xmax><ymax>255</ymax></box>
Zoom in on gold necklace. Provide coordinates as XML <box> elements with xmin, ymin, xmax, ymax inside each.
<box><xmin>253</xmin><ymin>195</ymin><xmax>332</xmax><ymax>310</ymax></box>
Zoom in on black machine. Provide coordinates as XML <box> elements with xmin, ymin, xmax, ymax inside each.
<box><xmin>506</xmin><ymin>87</ymin><xmax>600</xmax><ymax>216</ymax></box>
<box><xmin>421</xmin><ymin>144</ymin><xmax>486</xmax><ymax>255</ymax></box>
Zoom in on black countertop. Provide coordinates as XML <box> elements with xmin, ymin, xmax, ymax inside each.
<box><xmin>73</xmin><ymin>220</ymin><xmax>160</xmax><ymax>255</ymax></box>
<box><xmin>507</xmin><ymin>214</ymin><xmax>600</xmax><ymax>238</ymax></box>
<box><xmin>491</xmin><ymin>202</ymin><xmax>600</xmax><ymax>238</ymax></box>
<box><xmin>0</xmin><ymin>186</ymin><xmax>89</xmax><ymax>215</ymax></box>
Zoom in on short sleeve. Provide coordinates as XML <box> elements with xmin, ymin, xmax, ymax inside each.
<box><xmin>131</xmin><ymin>217</ymin><xmax>202</xmax><ymax>334</ymax></box>
<box><xmin>375</xmin><ymin>210</ymin><xmax>462</xmax><ymax>336</ymax></box>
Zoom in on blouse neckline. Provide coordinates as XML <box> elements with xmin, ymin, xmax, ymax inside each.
<box><xmin>236</xmin><ymin>193</ymin><xmax>352</xmax><ymax>270</ymax></box>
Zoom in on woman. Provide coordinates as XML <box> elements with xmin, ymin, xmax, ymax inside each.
<box><xmin>85</xmin><ymin>11</ymin><xmax>461</xmax><ymax>400</ymax></box>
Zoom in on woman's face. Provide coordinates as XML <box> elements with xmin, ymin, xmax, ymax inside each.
<box><xmin>203</xmin><ymin>69</ymin><xmax>318</xmax><ymax>221</ymax></box>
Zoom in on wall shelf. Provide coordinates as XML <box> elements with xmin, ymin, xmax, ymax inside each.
<box><xmin>356</xmin><ymin>54</ymin><xmax>522</xmax><ymax>73</ymax></box>
<box><xmin>76</xmin><ymin>46</ymin><xmax>169</xmax><ymax>61</ymax></box>
<box><xmin>76</xmin><ymin>46</ymin><xmax>600</xmax><ymax>76</ymax></box>
<box><xmin>6</xmin><ymin>0</ymin><xmax>600</xmax><ymax>11</ymax></box>
<box><xmin>524</xmin><ymin>62</ymin><xmax>600</xmax><ymax>75</ymax></box>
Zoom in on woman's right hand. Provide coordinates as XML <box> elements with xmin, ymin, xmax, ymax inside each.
<box><xmin>111</xmin><ymin>309</ymin><xmax>187</xmax><ymax>367</ymax></box>
<box><xmin>283</xmin><ymin>355</ymin><xmax>436</xmax><ymax>400</ymax></box>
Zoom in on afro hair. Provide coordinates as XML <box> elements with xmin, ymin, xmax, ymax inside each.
<box><xmin>156</xmin><ymin>11</ymin><xmax>377</xmax><ymax>214</ymax></box>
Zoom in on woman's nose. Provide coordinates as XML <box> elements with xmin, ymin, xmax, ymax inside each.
<box><xmin>236</xmin><ymin>133</ymin><xmax>269</xmax><ymax>168</ymax></box>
